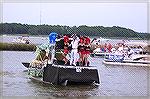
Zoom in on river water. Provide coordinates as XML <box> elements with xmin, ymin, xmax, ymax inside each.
<box><xmin>0</xmin><ymin>35</ymin><xmax>148</xmax><ymax>45</ymax></box>
<box><xmin>0</xmin><ymin>35</ymin><xmax>150</xmax><ymax>97</ymax></box>
<box><xmin>1</xmin><ymin>51</ymin><xmax>149</xmax><ymax>96</ymax></box>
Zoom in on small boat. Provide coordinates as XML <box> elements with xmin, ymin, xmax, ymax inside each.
<box><xmin>12</xmin><ymin>36</ymin><xmax>30</xmax><ymax>44</ymax></box>
<box><xmin>102</xmin><ymin>41</ymin><xmax>150</xmax><ymax>67</ymax></box>
<box><xmin>103</xmin><ymin>54</ymin><xmax>150</xmax><ymax>67</ymax></box>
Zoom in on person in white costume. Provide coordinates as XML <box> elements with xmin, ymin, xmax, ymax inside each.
<box><xmin>70</xmin><ymin>35</ymin><xmax>80</xmax><ymax>66</ymax></box>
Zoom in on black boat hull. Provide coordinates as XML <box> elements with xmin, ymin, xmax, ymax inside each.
<box><xmin>22</xmin><ymin>62</ymin><xmax>100</xmax><ymax>85</ymax></box>
<box><xmin>43</xmin><ymin>64</ymin><xmax>100</xmax><ymax>85</ymax></box>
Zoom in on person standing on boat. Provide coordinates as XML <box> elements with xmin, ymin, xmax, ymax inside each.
<box><xmin>70</xmin><ymin>34</ymin><xmax>80</xmax><ymax>66</ymax></box>
<box><xmin>78</xmin><ymin>36</ymin><xmax>85</xmax><ymax>66</ymax></box>
<box><xmin>118</xmin><ymin>43</ymin><xmax>124</xmax><ymax>54</ymax></box>
<box><xmin>84</xmin><ymin>36</ymin><xmax>91</xmax><ymax>66</ymax></box>
<box><xmin>48</xmin><ymin>32</ymin><xmax>57</xmax><ymax>64</ymax></box>
<box><xmin>63</xmin><ymin>34</ymin><xmax>70</xmax><ymax>65</ymax></box>
<box><xmin>107</xmin><ymin>43</ymin><xmax>112</xmax><ymax>52</ymax></box>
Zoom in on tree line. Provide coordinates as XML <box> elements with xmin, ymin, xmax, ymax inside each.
<box><xmin>0</xmin><ymin>23</ymin><xmax>149</xmax><ymax>39</ymax></box>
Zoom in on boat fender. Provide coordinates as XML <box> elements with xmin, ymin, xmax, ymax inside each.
<box><xmin>76</xmin><ymin>67</ymin><xmax>82</xmax><ymax>72</ymax></box>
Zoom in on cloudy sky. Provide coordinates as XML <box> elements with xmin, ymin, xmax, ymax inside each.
<box><xmin>2</xmin><ymin>2</ymin><xmax>147</xmax><ymax>32</ymax></box>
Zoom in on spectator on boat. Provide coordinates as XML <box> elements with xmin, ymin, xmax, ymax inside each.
<box><xmin>70</xmin><ymin>34</ymin><xmax>80</xmax><ymax>66</ymax></box>
<box><xmin>118</xmin><ymin>43</ymin><xmax>124</xmax><ymax>53</ymax></box>
<box><xmin>111</xmin><ymin>47</ymin><xmax>116</xmax><ymax>53</ymax></box>
<box><xmin>123</xmin><ymin>46</ymin><xmax>129</xmax><ymax>56</ymax></box>
<box><xmin>135</xmin><ymin>46</ymin><xmax>143</xmax><ymax>54</ymax></box>
<box><xmin>101</xmin><ymin>45</ymin><xmax>105</xmax><ymax>52</ymax></box>
<box><xmin>128</xmin><ymin>47</ymin><xmax>134</xmax><ymax>57</ymax></box>
<box><xmin>107</xmin><ymin>43</ymin><xmax>112</xmax><ymax>52</ymax></box>
<box><xmin>84</xmin><ymin>36</ymin><xmax>91</xmax><ymax>66</ymax></box>
<box><xmin>104</xmin><ymin>43</ymin><xmax>107</xmax><ymax>52</ymax></box>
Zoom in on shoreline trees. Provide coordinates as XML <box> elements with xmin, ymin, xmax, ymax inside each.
<box><xmin>0</xmin><ymin>23</ymin><xmax>149</xmax><ymax>39</ymax></box>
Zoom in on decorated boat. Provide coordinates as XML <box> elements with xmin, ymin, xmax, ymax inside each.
<box><xmin>22</xmin><ymin>61</ymin><xmax>100</xmax><ymax>85</ymax></box>
<box><xmin>22</xmin><ymin>32</ymin><xmax>100</xmax><ymax>86</ymax></box>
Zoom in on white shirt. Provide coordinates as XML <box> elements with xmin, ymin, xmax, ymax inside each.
<box><xmin>71</xmin><ymin>37</ymin><xmax>80</xmax><ymax>49</ymax></box>
<box><xmin>118</xmin><ymin>46</ymin><xmax>123</xmax><ymax>52</ymax></box>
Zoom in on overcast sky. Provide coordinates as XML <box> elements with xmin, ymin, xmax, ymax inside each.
<box><xmin>2</xmin><ymin>3</ymin><xmax>147</xmax><ymax>33</ymax></box>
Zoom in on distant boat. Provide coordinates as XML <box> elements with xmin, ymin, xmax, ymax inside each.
<box><xmin>41</xmin><ymin>37</ymin><xmax>48</xmax><ymax>40</ymax></box>
<box><xmin>12</xmin><ymin>36</ymin><xmax>30</xmax><ymax>44</ymax></box>
<box><xmin>2</xmin><ymin>34</ymin><xmax>7</xmax><ymax>37</ymax></box>
<box><xmin>91</xmin><ymin>48</ymin><xmax>110</xmax><ymax>57</ymax></box>
<box><xmin>103</xmin><ymin>54</ymin><xmax>150</xmax><ymax>67</ymax></box>
<box><xmin>102</xmin><ymin>41</ymin><xmax>150</xmax><ymax>66</ymax></box>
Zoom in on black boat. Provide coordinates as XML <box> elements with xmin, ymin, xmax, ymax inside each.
<box><xmin>22</xmin><ymin>61</ymin><xmax>100</xmax><ymax>86</ymax></box>
<box><xmin>22</xmin><ymin>32</ymin><xmax>100</xmax><ymax>86</ymax></box>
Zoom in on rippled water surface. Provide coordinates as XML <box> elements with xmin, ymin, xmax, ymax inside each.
<box><xmin>1</xmin><ymin>51</ymin><xmax>149</xmax><ymax>96</ymax></box>
<box><xmin>1</xmin><ymin>35</ymin><xmax>150</xmax><ymax>97</ymax></box>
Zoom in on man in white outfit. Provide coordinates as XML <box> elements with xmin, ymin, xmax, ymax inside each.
<box><xmin>70</xmin><ymin>35</ymin><xmax>80</xmax><ymax>66</ymax></box>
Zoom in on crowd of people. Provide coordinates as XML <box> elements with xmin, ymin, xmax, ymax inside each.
<box><xmin>62</xmin><ymin>34</ymin><xmax>91</xmax><ymax>66</ymax></box>
<box><xmin>110</xmin><ymin>43</ymin><xmax>143</xmax><ymax>58</ymax></box>
<box><xmin>94</xmin><ymin>41</ymin><xmax>144</xmax><ymax>59</ymax></box>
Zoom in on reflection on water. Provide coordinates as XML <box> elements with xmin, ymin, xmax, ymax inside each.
<box><xmin>1</xmin><ymin>51</ymin><xmax>150</xmax><ymax>96</ymax></box>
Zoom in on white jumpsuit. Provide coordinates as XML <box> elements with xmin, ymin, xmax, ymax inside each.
<box><xmin>70</xmin><ymin>37</ymin><xmax>80</xmax><ymax>66</ymax></box>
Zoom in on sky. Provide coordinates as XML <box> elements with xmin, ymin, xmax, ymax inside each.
<box><xmin>2</xmin><ymin>2</ymin><xmax>148</xmax><ymax>33</ymax></box>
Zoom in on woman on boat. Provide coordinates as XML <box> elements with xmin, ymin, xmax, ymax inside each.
<box><xmin>64</xmin><ymin>34</ymin><xmax>70</xmax><ymax>45</ymax></box>
<box><xmin>84</xmin><ymin>36</ymin><xmax>91</xmax><ymax>66</ymax></box>
<box><xmin>78</xmin><ymin>36</ymin><xmax>86</xmax><ymax>66</ymax></box>
<box><xmin>107</xmin><ymin>43</ymin><xmax>112</xmax><ymax>52</ymax></box>
<box><xmin>63</xmin><ymin>34</ymin><xmax>70</xmax><ymax>65</ymax></box>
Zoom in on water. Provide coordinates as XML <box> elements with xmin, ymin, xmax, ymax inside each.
<box><xmin>0</xmin><ymin>35</ymin><xmax>148</xmax><ymax>45</ymax></box>
<box><xmin>1</xmin><ymin>35</ymin><xmax>150</xmax><ymax>96</ymax></box>
<box><xmin>0</xmin><ymin>35</ymin><xmax>49</xmax><ymax>45</ymax></box>
<box><xmin>1</xmin><ymin>51</ymin><xmax>149</xmax><ymax>96</ymax></box>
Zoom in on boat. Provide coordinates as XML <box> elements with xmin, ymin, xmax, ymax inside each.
<box><xmin>103</xmin><ymin>41</ymin><xmax>150</xmax><ymax>67</ymax></box>
<box><xmin>12</xmin><ymin>36</ymin><xmax>30</xmax><ymax>44</ymax></box>
<box><xmin>103</xmin><ymin>55</ymin><xmax>150</xmax><ymax>67</ymax></box>
<box><xmin>91</xmin><ymin>48</ymin><xmax>110</xmax><ymax>57</ymax></box>
<box><xmin>22</xmin><ymin>32</ymin><xmax>100</xmax><ymax>86</ymax></box>
<box><xmin>103</xmin><ymin>54</ymin><xmax>150</xmax><ymax>67</ymax></box>
<box><xmin>22</xmin><ymin>61</ymin><xmax>100</xmax><ymax>85</ymax></box>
